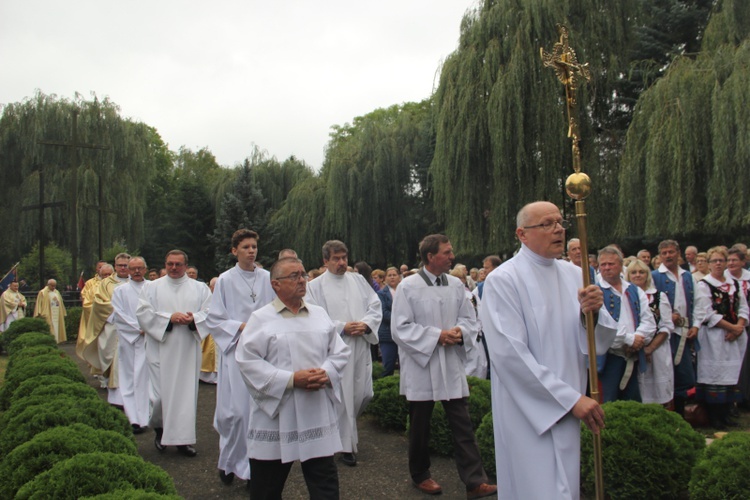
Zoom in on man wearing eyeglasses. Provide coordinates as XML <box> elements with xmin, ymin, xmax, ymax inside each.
<box><xmin>236</xmin><ymin>256</ymin><xmax>350</xmax><ymax>499</ymax></box>
<box><xmin>480</xmin><ymin>201</ymin><xmax>617</xmax><ymax>500</ymax></box>
<box><xmin>206</xmin><ymin>229</ymin><xmax>275</xmax><ymax>485</ymax></box>
<box><xmin>305</xmin><ymin>240</ymin><xmax>382</xmax><ymax>467</ymax></box>
<box><xmin>652</xmin><ymin>239</ymin><xmax>698</xmax><ymax>417</ymax></box>
<box><xmin>82</xmin><ymin>253</ymin><xmax>131</xmax><ymax>407</ymax></box>
<box><xmin>137</xmin><ymin>249</ymin><xmax>212</xmax><ymax>457</ymax></box>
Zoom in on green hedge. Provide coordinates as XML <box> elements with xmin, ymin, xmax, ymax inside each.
<box><xmin>0</xmin><ymin>317</ymin><xmax>50</xmax><ymax>350</ymax></box>
<box><xmin>64</xmin><ymin>306</ymin><xmax>82</xmax><ymax>343</ymax></box>
<box><xmin>364</xmin><ymin>375</ymin><xmax>409</xmax><ymax>431</ymax></box>
<box><xmin>0</xmin><ymin>398</ymin><xmax>132</xmax><ymax>455</ymax></box>
<box><xmin>581</xmin><ymin>401</ymin><xmax>705</xmax><ymax>499</ymax></box>
<box><xmin>8</xmin><ymin>375</ymin><xmax>89</xmax><ymax>408</ymax></box>
<box><xmin>15</xmin><ymin>452</ymin><xmax>177</xmax><ymax>499</ymax></box>
<box><xmin>0</xmin><ymin>424</ymin><xmax>138</xmax><ymax>499</ymax></box>
<box><xmin>5</xmin><ymin>344</ymin><xmax>59</xmax><ymax>370</ymax></box>
<box><xmin>0</xmin><ymin>354</ymin><xmax>85</xmax><ymax>409</ymax></box>
<box><xmin>689</xmin><ymin>432</ymin><xmax>750</xmax><ymax>499</ymax></box>
<box><xmin>7</xmin><ymin>331</ymin><xmax>57</xmax><ymax>356</ymax></box>
<box><xmin>0</xmin><ymin>386</ymin><xmax>102</xmax><ymax>433</ymax></box>
<box><xmin>476</xmin><ymin>412</ymin><xmax>495</xmax><ymax>477</ymax></box>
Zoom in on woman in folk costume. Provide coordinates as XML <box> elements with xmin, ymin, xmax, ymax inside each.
<box><xmin>0</xmin><ymin>280</ymin><xmax>26</xmax><ymax>332</ymax></box>
<box><xmin>694</xmin><ymin>247</ymin><xmax>749</xmax><ymax>429</ymax></box>
<box><xmin>626</xmin><ymin>260</ymin><xmax>675</xmax><ymax>407</ymax></box>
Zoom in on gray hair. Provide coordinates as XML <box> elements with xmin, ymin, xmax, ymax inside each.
<box><xmin>598</xmin><ymin>245</ymin><xmax>623</xmax><ymax>263</ymax></box>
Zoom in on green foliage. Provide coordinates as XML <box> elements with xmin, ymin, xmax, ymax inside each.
<box><xmin>17</xmin><ymin>243</ymin><xmax>74</xmax><ymax>290</ymax></box>
<box><xmin>6</xmin><ymin>347</ymin><xmax>65</xmax><ymax>372</ymax></box>
<box><xmin>9</xmin><ymin>375</ymin><xmax>89</xmax><ymax>406</ymax></box>
<box><xmin>427</xmin><ymin>379</ymin><xmax>492</xmax><ymax>456</ymax></box>
<box><xmin>0</xmin><ymin>423</ymin><xmax>137</xmax><ymax>499</ymax></box>
<box><xmin>64</xmin><ymin>306</ymin><xmax>82</xmax><ymax>342</ymax></box>
<box><xmin>364</xmin><ymin>375</ymin><xmax>409</xmax><ymax>431</ymax></box>
<box><xmin>6</xmin><ymin>331</ymin><xmax>57</xmax><ymax>356</ymax></box>
<box><xmin>15</xmin><ymin>452</ymin><xmax>177</xmax><ymax>499</ymax></box>
<box><xmin>689</xmin><ymin>432</ymin><xmax>750</xmax><ymax>499</ymax></box>
<box><xmin>0</xmin><ymin>397</ymin><xmax>132</xmax><ymax>455</ymax></box>
<box><xmin>0</xmin><ymin>316</ymin><xmax>50</xmax><ymax>350</ymax></box>
<box><xmin>82</xmin><ymin>491</ymin><xmax>182</xmax><ymax>500</ymax></box>
<box><xmin>9</xmin><ymin>380</ymin><xmax>99</xmax><ymax>411</ymax></box>
<box><xmin>371</xmin><ymin>361</ymin><xmax>384</xmax><ymax>380</ymax></box>
<box><xmin>0</xmin><ymin>355</ymin><xmax>85</xmax><ymax>410</ymax></box>
<box><xmin>476</xmin><ymin>412</ymin><xmax>495</xmax><ymax>477</ymax></box>
<box><xmin>581</xmin><ymin>401</ymin><xmax>705</xmax><ymax>499</ymax></box>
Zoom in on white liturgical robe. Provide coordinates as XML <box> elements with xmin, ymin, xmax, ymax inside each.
<box><xmin>305</xmin><ymin>271</ymin><xmax>382</xmax><ymax>454</ymax></box>
<box><xmin>391</xmin><ymin>271</ymin><xmax>479</xmax><ymax>401</ymax></box>
<box><xmin>137</xmin><ymin>275</ymin><xmax>211</xmax><ymax>446</ymax></box>
<box><xmin>479</xmin><ymin>245</ymin><xmax>617</xmax><ymax>500</ymax></box>
<box><xmin>235</xmin><ymin>301</ymin><xmax>350</xmax><ymax>463</ymax></box>
<box><xmin>205</xmin><ymin>263</ymin><xmax>275</xmax><ymax>480</ymax></box>
<box><xmin>112</xmin><ymin>279</ymin><xmax>149</xmax><ymax>427</ymax></box>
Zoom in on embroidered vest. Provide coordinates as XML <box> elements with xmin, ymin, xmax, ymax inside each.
<box><xmin>602</xmin><ymin>283</ymin><xmax>641</xmax><ymax>327</ymax></box>
<box><xmin>652</xmin><ymin>270</ymin><xmax>694</xmax><ymax>327</ymax></box>
<box><xmin>648</xmin><ymin>292</ymin><xmax>661</xmax><ymax>325</ymax></box>
<box><xmin>701</xmin><ymin>279</ymin><xmax>740</xmax><ymax>324</ymax></box>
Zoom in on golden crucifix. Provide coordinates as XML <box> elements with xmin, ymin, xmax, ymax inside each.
<box><xmin>541</xmin><ymin>25</ymin><xmax>604</xmax><ymax>500</ymax></box>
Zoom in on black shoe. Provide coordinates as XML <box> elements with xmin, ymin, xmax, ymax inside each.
<box><xmin>177</xmin><ymin>444</ymin><xmax>197</xmax><ymax>457</ymax></box>
<box><xmin>340</xmin><ymin>452</ymin><xmax>357</xmax><ymax>466</ymax></box>
<box><xmin>219</xmin><ymin>470</ymin><xmax>235</xmax><ymax>485</ymax></box>
<box><xmin>154</xmin><ymin>428</ymin><xmax>166</xmax><ymax>451</ymax></box>
<box><xmin>132</xmin><ymin>424</ymin><xmax>145</xmax><ymax>435</ymax></box>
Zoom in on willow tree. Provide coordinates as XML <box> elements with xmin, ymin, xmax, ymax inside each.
<box><xmin>430</xmin><ymin>0</ymin><xmax>712</xmax><ymax>255</ymax></box>
<box><xmin>0</xmin><ymin>91</ymin><xmax>167</xmax><ymax>278</ymax></box>
<box><xmin>616</xmin><ymin>0</ymin><xmax>750</xmax><ymax>242</ymax></box>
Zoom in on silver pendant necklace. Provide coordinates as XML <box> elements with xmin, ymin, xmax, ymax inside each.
<box><xmin>239</xmin><ymin>266</ymin><xmax>258</xmax><ymax>302</ymax></box>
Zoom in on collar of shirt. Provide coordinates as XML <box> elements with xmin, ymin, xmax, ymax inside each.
<box><xmin>272</xmin><ymin>296</ymin><xmax>310</xmax><ymax>318</ymax></box>
<box><xmin>422</xmin><ymin>267</ymin><xmax>441</xmax><ymax>284</ymax></box>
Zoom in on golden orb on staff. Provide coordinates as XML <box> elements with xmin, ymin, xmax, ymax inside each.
<box><xmin>541</xmin><ymin>24</ymin><xmax>604</xmax><ymax>500</ymax></box>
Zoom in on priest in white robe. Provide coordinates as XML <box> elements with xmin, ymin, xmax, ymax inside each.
<box><xmin>34</xmin><ymin>279</ymin><xmax>67</xmax><ymax>343</ymax></box>
<box><xmin>0</xmin><ymin>280</ymin><xmax>26</xmax><ymax>332</ymax></box>
<box><xmin>112</xmin><ymin>256</ymin><xmax>149</xmax><ymax>432</ymax></box>
<box><xmin>236</xmin><ymin>256</ymin><xmax>349</xmax><ymax>499</ymax></box>
<box><xmin>137</xmin><ymin>249</ymin><xmax>212</xmax><ymax>457</ymax></box>
<box><xmin>480</xmin><ymin>201</ymin><xmax>617</xmax><ymax>500</ymax></box>
<box><xmin>206</xmin><ymin>229</ymin><xmax>275</xmax><ymax>484</ymax></box>
<box><xmin>305</xmin><ymin>239</ymin><xmax>382</xmax><ymax>467</ymax></box>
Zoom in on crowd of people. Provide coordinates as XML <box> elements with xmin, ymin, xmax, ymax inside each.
<box><xmin>3</xmin><ymin>200</ymin><xmax>749</xmax><ymax>499</ymax></box>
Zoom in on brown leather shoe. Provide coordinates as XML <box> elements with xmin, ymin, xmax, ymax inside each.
<box><xmin>414</xmin><ymin>478</ymin><xmax>442</xmax><ymax>495</ymax></box>
<box><xmin>466</xmin><ymin>483</ymin><xmax>497</xmax><ymax>499</ymax></box>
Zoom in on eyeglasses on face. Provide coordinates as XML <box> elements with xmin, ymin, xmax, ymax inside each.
<box><xmin>275</xmin><ymin>272</ymin><xmax>309</xmax><ymax>282</ymax></box>
<box><xmin>523</xmin><ymin>219</ymin><xmax>570</xmax><ymax>232</ymax></box>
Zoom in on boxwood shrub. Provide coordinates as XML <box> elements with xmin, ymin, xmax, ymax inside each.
<box><xmin>0</xmin><ymin>317</ymin><xmax>50</xmax><ymax>350</ymax></box>
<box><xmin>7</xmin><ymin>331</ymin><xmax>57</xmax><ymax>356</ymax></box>
<box><xmin>0</xmin><ymin>386</ymin><xmax>102</xmax><ymax>433</ymax></box>
<box><xmin>8</xmin><ymin>375</ymin><xmax>88</xmax><ymax>407</ymax></box>
<box><xmin>0</xmin><ymin>423</ymin><xmax>138</xmax><ymax>499</ymax></box>
<box><xmin>15</xmin><ymin>452</ymin><xmax>177</xmax><ymax>499</ymax></box>
<box><xmin>476</xmin><ymin>412</ymin><xmax>495</xmax><ymax>477</ymax></box>
<box><xmin>64</xmin><ymin>306</ymin><xmax>82</xmax><ymax>343</ymax></box>
<box><xmin>364</xmin><ymin>375</ymin><xmax>409</xmax><ymax>431</ymax></box>
<box><xmin>6</xmin><ymin>344</ymin><xmax>60</xmax><ymax>370</ymax></box>
<box><xmin>0</xmin><ymin>397</ymin><xmax>132</xmax><ymax>455</ymax></box>
<box><xmin>689</xmin><ymin>432</ymin><xmax>750</xmax><ymax>499</ymax></box>
<box><xmin>581</xmin><ymin>401</ymin><xmax>705</xmax><ymax>499</ymax></box>
<box><xmin>0</xmin><ymin>355</ymin><xmax>85</xmax><ymax>409</ymax></box>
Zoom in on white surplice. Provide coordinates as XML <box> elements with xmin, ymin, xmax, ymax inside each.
<box><xmin>112</xmin><ymin>279</ymin><xmax>149</xmax><ymax>427</ymax></box>
<box><xmin>305</xmin><ymin>271</ymin><xmax>382</xmax><ymax>454</ymax></box>
<box><xmin>235</xmin><ymin>301</ymin><xmax>350</xmax><ymax>463</ymax></box>
<box><xmin>638</xmin><ymin>288</ymin><xmax>675</xmax><ymax>404</ymax></box>
<box><xmin>391</xmin><ymin>271</ymin><xmax>478</xmax><ymax>401</ymax></box>
<box><xmin>137</xmin><ymin>275</ymin><xmax>211</xmax><ymax>446</ymax></box>
<box><xmin>479</xmin><ymin>245</ymin><xmax>617</xmax><ymax>500</ymax></box>
<box><xmin>205</xmin><ymin>264</ymin><xmax>275</xmax><ymax>480</ymax></box>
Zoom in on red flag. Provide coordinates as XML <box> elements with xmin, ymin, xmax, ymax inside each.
<box><xmin>77</xmin><ymin>272</ymin><xmax>85</xmax><ymax>291</ymax></box>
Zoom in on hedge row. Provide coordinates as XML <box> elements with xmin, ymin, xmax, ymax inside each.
<box><xmin>0</xmin><ymin>319</ymin><xmax>177</xmax><ymax>498</ymax></box>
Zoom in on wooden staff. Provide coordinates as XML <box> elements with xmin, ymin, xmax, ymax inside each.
<box><xmin>541</xmin><ymin>25</ymin><xmax>604</xmax><ymax>500</ymax></box>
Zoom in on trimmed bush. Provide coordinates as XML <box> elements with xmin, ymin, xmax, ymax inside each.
<box><xmin>371</xmin><ymin>360</ymin><xmax>384</xmax><ymax>379</ymax></box>
<box><xmin>689</xmin><ymin>432</ymin><xmax>750</xmax><ymax>499</ymax></box>
<box><xmin>476</xmin><ymin>412</ymin><xmax>495</xmax><ymax>477</ymax></box>
<box><xmin>6</xmin><ymin>345</ymin><xmax>60</xmax><ymax>370</ymax></box>
<box><xmin>0</xmin><ymin>397</ymin><xmax>132</xmax><ymax>455</ymax></box>
<box><xmin>8</xmin><ymin>375</ymin><xmax>88</xmax><ymax>407</ymax></box>
<box><xmin>16</xmin><ymin>452</ymin><xmax>177</xmax><ymax>499</ymax></box>
<box><xmin>6</xmin><ymin>331</ymin><xmax>57</xmax><ymax>356</ymax></box>
<box><xmin>0</xmin><ymin>423</ymin><xmax>138</xmax><ymax>498</ymax></box>
<box><xmin>1</xmin><ymin>385</ymin><xmax>101</xmax><ymax>432</ymax></box>
<box><xmin>82</xmin><ymin>491</ymin><xmax>182</xmax><ymax>500</ymax></box>
<box><xmin>0</xmin><ymin>354</ymin><xmax>84</xmax><ymax>409</ymax></box>
<box><xmin>365</xmin><ymin>375</ymin><xmax>409</xmax><ymax>431</ymax></box>
<box><xmin>0</xmin><ymin>317</ymin><xmax>50</xmax><ymax>350</ymax></box>
<box><xmin>64</xmin><ymin>306</ymin><xmax>82</xmax><ymax>343</ymax></box>
<box><xmin>581</xmin><ymin>401</ymin><xmax>705</xmax><ymax>499</ymax></box>
<box><xmin>426</xmin><ymin>379</ymin><xmax>492</xmax><ymax>456</ymax></box>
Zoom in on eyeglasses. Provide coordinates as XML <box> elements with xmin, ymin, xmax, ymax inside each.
<box><xmin>523</xmin><ymin>220</ymin><xmax>570</xmax><ymax>232</ymax></box>
<box><xmin>275</xmin><ymin>272</ymin><xmax>309</xmax><ymax>282</ymax></box>
<box><xmin>709</xmin><ymin>259</ymin><xmax>726</xmax><ymax>264</ymax></box>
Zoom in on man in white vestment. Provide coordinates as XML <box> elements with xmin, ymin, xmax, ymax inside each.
<box><xmin>305</xmin><ymin>240</ymin><xmax>382</xmax><ymax>467</ymax></box>
<box><xmin>236</xmin><ymin>256</ymin><xmax>350</xmax><ymax>499</ymax></box>
<box><xmin>392</xmin><ymin>234</ymin><xmax>496</xmax><ymax>499</ymax></box>
<box><xmin>206</xmin><ymin>229</ymin><xmax>275</xmax><ymax>485</ymax></box>
<box><xmin>112</xmin><ymin>256</ymin><xmax>149</xmax><ymax>433</ymax></box>
<box><xmin>0</xmin><ymin>280</ymin><xmax>26</xmax><ymax>332</ymax></box>
<box><xmin>597</xmin><ymin>246</ymin><xmax>655</xmax><ymax>402</ymax></box>
<box><xmin>83</xmin><ymin>255</ymin><xmax>131</xmax><ymax>406</ymax></box>
<box><xmin>34</xmin><ymin>279</ymin><xmax>67</xmax><ymax>343</ymax></box>
<box><xmin>480</xmin><ymin>201</ymin><xmax>617</xmax><ymax>500</ymax></box>
<box><xmin>137</xmin><ymin>249</ymin><xmax>212</xmax><ymax>457</ymax></box>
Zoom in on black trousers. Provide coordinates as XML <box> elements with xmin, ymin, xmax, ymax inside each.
<box><xmin>408</xmin><ymin>398</ymin><xmax>488</xmax><ymax>490</ymax></box>
<box><xmin>249</xmin><ymin>456</ymin><xmax>339</xmax><ymax>500</ymax></box>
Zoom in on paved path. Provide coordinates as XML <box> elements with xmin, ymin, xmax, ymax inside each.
<box><xmin>60</xmin><ymin>342</ymin><xmax>480</xmax><ymax>499</ymax></box>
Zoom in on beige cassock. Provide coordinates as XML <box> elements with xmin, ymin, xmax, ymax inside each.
<box><xmin>76</xmin><ymin>276</ymin><xmax>101</xmax><ymax>359</ymax></box>
<box><xmin>0</xmin><ymin>288</ymin><xmax>26</xmax><ymax>332</ymax></box>
<box><xmin>34</xmin><ymin>286</ymin><xmax>67</xmax><ymax>343</ymax></box>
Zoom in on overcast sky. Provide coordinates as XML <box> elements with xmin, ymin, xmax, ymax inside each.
<box><xmin>1</xmin><ymin>1</ymin><xmax>475</xmax><ymax>169</ymax></box>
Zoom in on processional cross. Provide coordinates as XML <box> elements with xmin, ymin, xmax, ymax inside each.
<box><xmin>541</xmin><ymin>25</ymin><xmax>604</xmax><ymax>500</ymax></box>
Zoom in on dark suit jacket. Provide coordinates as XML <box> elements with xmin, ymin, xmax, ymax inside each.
<box><xmin>377</xmin><ymin>287</ymin><xmax>394</xmax><ymax>343</ymax></box>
